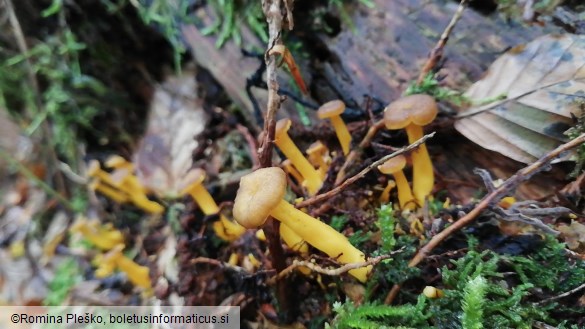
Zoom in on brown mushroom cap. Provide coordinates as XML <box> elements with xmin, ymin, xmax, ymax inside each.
<box><xmin>383</xmin><ymin>94</ymin><xmax>438</xmax><ymax>129</ymax></box>
<box><xmin>377</xmin><ymin>155</ymin><xmax>407</xmax><ymax>174</ymax></box>
<box><xmin>317</xmin><ymin>100</ymin><xmax>345</xmax><ymax>119</ymax></box>
<box><xmin>179</xmin><ymin>168</ymin><xmax>206</xmax><ymax>194</ymax></box>
<box><xmin>275</xmin><ymin>118</ymin><xmax>292</xmax><ymax>140</ymax></box>
<box><xmin>233</xmin><ymin>167</ymin><xmax>287</xmax><ymax>229</ymax></box>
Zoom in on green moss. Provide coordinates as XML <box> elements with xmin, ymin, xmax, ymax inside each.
<box><xmin>330</xmin><ymin>206</ymin><xmax>585</xmax><ymax>328</ymax></box>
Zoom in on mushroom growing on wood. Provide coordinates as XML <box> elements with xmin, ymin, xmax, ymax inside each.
<box><xmin>232</xmin><ymin>167</ymin><xmax>370</xmax><ymax>282</ymax></box>
<box><xmin>275</xmin><ymin>119</ymin><xmax>323</xmax><ymax>195</ymax></box>
<box><xmin>317</xmin><ymin>100</ymin><xmax>352</xmax><ymax>156</ymax></box>
<box><xmin>378</xmin><ymin>155</ymin><xmax>415</xmax><ymax>211</ymax></box>
<box><xmin>384</xmin><ymin>94</ymin><xmax>438</xmax><ymax>205</ymax></box>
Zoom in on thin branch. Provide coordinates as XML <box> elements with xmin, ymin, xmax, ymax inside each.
<box><xmin>0</xmin><ymin>148</ymin><xmax>76</xmax><ymax>211</ymax></box>
<box><xmin>534</xmin><ymin>282</ymin><xmax>585</xmax><ymax>306</ymax></box>
<box><xmin>335</xmin><ymin>119</ymin><xmax>386</xmax><ymax>185</ymax></box>
<box><xmin>415</xmin><ymin>0</ymin><xmax>468</xmax><ymax>85</ymax></box>
<box><xmin>297</xmin><ymin>132</ymin><xmax>435</xmax><ymax>208</ymax></box>
<box><xmin>260</xmin><ymin>0</ymin><xmax>292</xmax><ymax>317</ymax></box>
<box><xmin>268</xmin><ymin>249</ymin><xmax>404</xmax><ymax>285</ymax></box>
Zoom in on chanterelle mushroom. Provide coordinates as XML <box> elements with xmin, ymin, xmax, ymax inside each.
<box><xmin>233</xmin><ymin>167</ymin><xmax>371</xmax><ymax>282</ymax></box>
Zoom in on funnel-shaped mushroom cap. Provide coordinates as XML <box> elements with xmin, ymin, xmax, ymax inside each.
<box><xmin>275</xmin><ymin>118</ymin><xmax>292</xmax><ymax>140</ymax></box>
<box><xmin>233</xmin><ymin>167</ymin><xmax>287</xmax><ymax>229</ymax></box>
<box><xmin>377</xmin><ymin>155</ymin><xmax>407</xmax><ymax>174</ymax></box>
<box><xmin>384</xmin><ymin>94</ymin><xmax>438</xmax><ymax>129</ymax></box>
<box><xmin>317</xmin><ymin>100</ymin><xmax>345</xmax><ymax>119</ymax></box>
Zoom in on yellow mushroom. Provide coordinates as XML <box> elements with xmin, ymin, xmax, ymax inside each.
<box><xmin>180</xmin><ymin>169</ymin><xmax>221</xmax><ymax>215</ymax></box>
<box><xmin>281</xmin><ymin>159</ymin><xmax>304</xmax><ymax>184</ymax></box>
<box><xmin>89</xmin><ymin>179</ymin><xmax>129</xmax><ymax>204</ymax></box>
<box><xmin>378</xmin><ymin>179</ymin><xmax>396</xmax><ymax>204</ymax></box>
<box><xmin>280</xmin><ymin>223</ymin><xmax>309</xmax><ymax>254</ymax></box>
<box><xmin>306</xmin><ymin>141</ymin><xmax>330</xmax><ymax>179</ymax></box>
<box><xmin>275</xmin><ymin>119</ymin><xmax>323</xmax><ymax>195</ymax></box>
<box><xmin>423</xmin><ymin>286</ymin><xmax>445</xmax><ymax>299</ymax></box>
<box><xmin>70</xmin><ymin>219</ymin><xmax>124</xmax><ymax>250</ymax></box>
<box><xmin>318</xmin><ymin>100</ymin><xmax>352</xmax><ymax>155</ymax></box>
<box><xmin>232</xmin><ymin>167</ymin><xmax>370</xmax><ymax>282</ymax></box>
<box><xmin>181</xmin><ymin>168</ymin><xmax>245</xmax><ymax>241</ymax></box>
<box><xmin>378</xmin><ymin>155</ymin><xmax>416</xmax><ymax>210</ymax></box>
<box><xmin>94</xmin><ymin>244</ymin><xmax>151</xmax><ymax>289</ymax></box>
<box><xmin>105</xmin><ymin>155</ymin><xmax>145</xmax><ymax>192</ymax></box>
<box><xmin>87</xmin><ymin>160</ymin><xmax>117</xmax><ymax>187</ymax></box>
<box><xmin>384</xmin><ymin>94</ymin><xmax>438</xmax><ymax>205</ymax></box>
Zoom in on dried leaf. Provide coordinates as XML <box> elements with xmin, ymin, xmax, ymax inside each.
<box><xmin>455</xmin><ymin>34</ymin><xmax>585</xmax><ymax>163</ymax></box>
<box><xmin>134</xmin><ymin>68</ymin><xmax>208</xmax><ymax>197</ymax></box>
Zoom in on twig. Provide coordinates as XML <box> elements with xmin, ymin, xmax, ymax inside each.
<box><xmin>0</xmin><ymin>148</ymin><xmax>76</xmax><ymax>211</ymax></box>
<box><xmin>415</xmin><ymin>0</ymin><xmax>469</xmax><ymax>85</ymax></box>
<box><xmin>235</xmin><ymin>124</ymin><xmax>259</xmax><ymax>168</ymax></box>
<box><xmin>534</xmin><ymin>282</ymin><xmax>585</xmax><ymax>306</ymax></box>
<box><xmin>268</xmin><ymin>249</ymin><xmax>404</xmax><ymax>285</ymax></box>
<box><xmin>260</xmin><ymin>0</ymin><xmax>293</xmax><ymax>317</ymax></box>
<box><xmin>297</xmin><ymin>132</ymin><xmax>435</xmax><ymax>208</ymax></box>
<box><xmin>335</xmin><ymin>119</ymin><xmax>385</xmax><ymax>185</ymax></box>
<box><xmin>384</xmin><ymin>132</ymin><xmax>585</xmax><ymax>304</ymax></box>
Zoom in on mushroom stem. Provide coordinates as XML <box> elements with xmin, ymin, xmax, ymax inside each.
<box><xmin>187</xmin><ymin>184</ymin><xmax>220</xmax><ymax>215</ymax></box>
<box><xmin>393</xmin><ymin>170</ymin><xmax>416</xmax><ymax>211</ymax></box>
<box><xmin>329</xmin><ymin>115</ymin><xmax>352</xmax><ymax>156</ymax></box>
<box><xmin>280</xmin><ymin>223</ymin><xmax>308</xmax><ymax>254</ymax></box>
<box><xmin>269</xmin><ymin>200</ymin><xmax>370</xmax><ymax>282</ymax></box>
<box><xmin>276</xmin><ymin>132</ymin><xmax>322</xmax><ymax>195</ymax></box>
<box><xmin>379</xmin><ymin>180</ymin><xmax>396</xmax><ymax>204</ymax></box>
<box><xmin>90</xmin><ymin>181</ymin><xmax>129</xmax><ymax>203</ymax></box>
<box><xmin>406</xmin><ymin>124</ymin><xmax>434</xmax><ymax>206</ymax></box>
<box><xmin>128</xmin><ymin>194</ymin><xmax>164</xmax><ymax>214</ymax></box>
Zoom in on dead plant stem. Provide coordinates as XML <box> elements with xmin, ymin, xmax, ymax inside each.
<box><xmin>416</xmin><ymin>0</ymin><xmax>468</xmax><ymax>85</ymax></box>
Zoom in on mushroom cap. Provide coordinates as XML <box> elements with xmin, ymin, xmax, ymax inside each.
<box><xmin>306</xmin><ymin>141</ymin><xmax>327</xmax><ymax>156</ymax></box>
<box><xmin>383</xmin><ymin>94</ymin><xmax>438</xmax><ymax>130</ymax></box>
<box><xmin>377</xmin><ymin>155</ymin><xmax>407</xmax><ymax>174</ymax></box>
<box><xmin>233</xmin><ymin>167</ymin><xmax>287</xmax><ymax>229</ymax></box>
<box><xmin>275</xmin><ymin>118</ymin><xmax>292</xmax><ymax>140</ymax></box>
<box><xmin>317</xmin><ymin>100</ymin><xmax>345</xmax><ymax>119</ymax></box>
<box><xmin>179</xmin><ymin>168</ymin><xmax>206</xmax><ymax>194</ymax></box>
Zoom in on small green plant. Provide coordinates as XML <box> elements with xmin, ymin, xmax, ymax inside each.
<box><xmin>328</xmin><ymin>296</ymin><xmax>429</xmax><ymax>329</ymax></box>
<box><xmin>404</xmin><ymin>73</ymin><xmax>468</xmax><ymax>105</ymax></box>
<box><xmin>44</xmin><ymin>257</ymin><xmax>81</xmax><ymax>306</ymax></box>
<box><xmin>461</xmin><ymin>276</ymin><xmax>487</xmax><ymax>329</ymax></box>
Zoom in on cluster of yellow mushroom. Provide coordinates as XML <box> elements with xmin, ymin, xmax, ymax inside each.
<box><xmin>87</xmin><ymin>156</ymin><xmax>163</xmax><ymax>214</ymax></box>
<box><xmin>379</xmin><ymin>94</ymin><xmax>438</xmax><ymax>208</ymax></box>
<box><xmin>70</xmin><ymin>218</ymin><xmax>150</xmax><ymax>289</ymax></box>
